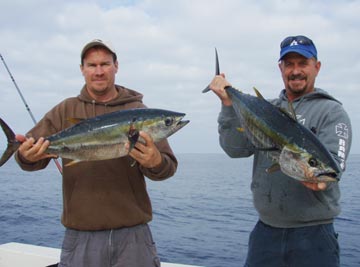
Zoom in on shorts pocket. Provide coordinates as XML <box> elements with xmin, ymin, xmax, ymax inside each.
<box><xmin>59</xmin><ymin>229</ymin><xmax>79</xmax><ymax>267</ymax></box>
<box><xmin>143</xmin><ymin>225</ymin><xmax>161</xmax><ymax>267</ymax></box>
<box><xmin>61</xmin><ymin>229</ymin><xmax>79</xmax><ymax>251</ymax></box>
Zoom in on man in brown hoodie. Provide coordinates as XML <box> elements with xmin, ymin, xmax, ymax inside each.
<box><xmin>15</xmin><ymin>39</ymin><xmax>178</xmax><ymax>267</ymax></box>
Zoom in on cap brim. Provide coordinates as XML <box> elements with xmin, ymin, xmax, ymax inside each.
<box><xmin>279</xmin><ymin>46</ymin><xmax>315</xmax><ymax>61</ymax></box>
<box><xmin>81</xmin><ymin>40</ymin><xmax>116</xmax><ymax>60</ymax></box>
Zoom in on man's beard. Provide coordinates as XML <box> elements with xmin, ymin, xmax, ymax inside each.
<box><xmin>288</xmin><ymin>74</ymin><xmax>307</xmax><ymax>95</ymax></box>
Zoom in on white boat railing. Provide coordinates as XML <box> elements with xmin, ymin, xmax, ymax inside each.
<box><xmin>0</xmin><ymin>242</ymin><xmax>204</xmax><ymax>267</ymax></box>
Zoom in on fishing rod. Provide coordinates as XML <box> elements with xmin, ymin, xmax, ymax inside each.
<box><xmin>0</xmin><ymin>53</ymin><xmax>63</xmax><ymax>174</ymax></box>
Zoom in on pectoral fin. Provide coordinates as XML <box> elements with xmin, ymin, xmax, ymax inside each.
<box><xmin>266</xmin><ymin>163</ymin><xmax>281</xmax><ymax>173</ymax></box>
<box><xmin>278</xmin><ymin>103</ymin><xmax>297</xmax><ymax>122</ymax></box>
<box><xmin>128</xmin><ymin>119</ymin><xmax>140</xmax><ymax>152</ymax></box>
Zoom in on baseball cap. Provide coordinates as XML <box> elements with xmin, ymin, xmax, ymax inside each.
<box><xmin>81</xmin><ymin>39</ymin><xmax>117</xmax><ymax>62</ymax></box>
<box><xmin>279</xmin><ymin>35</ymin><xmax>317</xmax><ymax>61</ymax></box>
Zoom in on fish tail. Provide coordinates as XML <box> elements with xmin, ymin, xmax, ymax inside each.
<box><xmin>0</xmin><ymin>118</ymin><xmax>20</xmax><ymax>167</ymax></box>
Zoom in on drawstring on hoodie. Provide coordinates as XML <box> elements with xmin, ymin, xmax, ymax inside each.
<box><xmin>78</xmin><ymin>84</ymin><xmax>144</xmax><ymax>119</ymax></box>
<box><xmin>90</xmin><ymin>99</ymin><xmax>109</xmax><ymax>117</ymax></box>
<box><xmin>92</xmin><ymin>100</ymin><xmax>96</xmax><ymax>117</ymax></box>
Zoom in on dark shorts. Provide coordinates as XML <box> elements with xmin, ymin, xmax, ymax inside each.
<box><xmin>58</xmin><ymin>224</ymin><xmax>160</xmax><ymax>267</ymax></box>
<box><xmin>244</xmin><ymin>220</ymin><xmax>340</xmax><ymax>267</ymax></box>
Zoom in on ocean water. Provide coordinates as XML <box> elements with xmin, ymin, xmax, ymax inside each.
<box><xmin>0</xmin><ymin>153</ymin><xmax>359</xmax><ymax>267</ymax></box>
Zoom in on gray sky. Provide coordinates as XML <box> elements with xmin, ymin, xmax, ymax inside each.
<box><xmin>0</xmin><ymin>0</ymin><xmax>359</xmax><ymax>155</ymax></box>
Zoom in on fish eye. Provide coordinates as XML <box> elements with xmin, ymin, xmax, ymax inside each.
<box><xmin>308</xmin><ymin>157</ymin><xmax>318</xmax><ymax>167</ymax></box>
<box><xmin>165</xmin><ymin>117</ymin><xmax>174</xmax><ymax>126</ymax></box>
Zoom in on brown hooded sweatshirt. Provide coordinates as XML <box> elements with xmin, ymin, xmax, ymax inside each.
<box><xmin>15</xmin><ymin>85</ymin><xmax>178</xmax><ymax>230</ymax></box>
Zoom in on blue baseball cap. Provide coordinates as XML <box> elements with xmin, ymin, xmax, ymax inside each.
<box><xmin>279</xmin><ymin>35</ymin><xmax>317</xmax><ymax>60</ymax></box>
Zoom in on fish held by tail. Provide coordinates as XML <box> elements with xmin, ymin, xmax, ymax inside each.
<box><xmin>0</xmin><ymin>118</ymin><xmax>21</xmax><ymax>166</ymax></box>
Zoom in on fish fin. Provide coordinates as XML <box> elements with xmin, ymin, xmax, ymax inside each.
<box><xmin>67</xmin><ymin>118</ymin><xmax>84</xmax><ymax>124</ymax></box>
<box><xmin>266</xmin><ymin>163</ymin><xmax>281</xmax><ymax>173</ymax></box>
<box><xmin>277</xmin><ymin>101</ymin><xmax>297</xmax><ymax>121</ymax></box>
<box><xmin>130</xmin><ymin>159</ymin><xmax>137</xmax><ymax>167</ymax></box>
<box><xmin>279</xmin><ymin>107</ymin><xmax>297</xmax><ymax>122</ymax></box>
<box><xmin>253</xmin><ymin>87</ymin><xmax>265</xmax><ymax>100</ymax></box>
<box><xmin>128</xmin><ymin>119</ymin><xmax>139</xmax><ymax>152</ymax></box>
<box><xmin>310</xmin><ymin>127</ymin><xmax>317</xmax><ymax>134</ymax></box>
<box><xmin>215</xmin><ymin>47</ymin><xmax>220</xmax><ymax>75</ymax></box>
<box><xmin>0</xmin><ymin>118</ymin><xmax>21</xmax><ymax>167</ymax></box>
<box><xmin>202</xmin><ymin>47</ymin><xmax>220</xmax><ymax>93</ymax></box>
<box><xmin>202</xmin><ymin>86</ymin><xmax>211</xmax><ymax>93</ymax></box>
<box><xmin>64</xmin><ymin>160</ymin><xmax>80</xmax><ymax>167</ymax></box>
<box><xmin>126</xmin><ymin>155</ymin><xmax>137</xmax><ymax>167</ymax></box>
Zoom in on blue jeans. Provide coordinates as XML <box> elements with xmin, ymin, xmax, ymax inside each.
<box><xmin>244</xmin><ymin>220</ymin><xmax>340</xmax><ymax>267</ymax></box>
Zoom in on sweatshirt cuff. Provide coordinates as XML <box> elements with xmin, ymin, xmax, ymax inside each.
<box><xmin>220</xmin><ymin>104</ymin><xmax>236</xmax><ymax>117</ymax></box>
<box><xmin>147</xmin><ymin>154</ymin><xmax>167</xmax><ymax>173</ymax></box>
<box><xmin>15</xmin><ymin>151</ymin><xmax>37</xmax><ymax>166</ymax></box>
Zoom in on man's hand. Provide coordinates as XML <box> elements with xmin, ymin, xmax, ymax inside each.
<box><xmin>301</xmin><ymin>181</ymin><xmax>327</xmax><ymax>191</ymax></box>
<box><xmin>15</xmin><ymin>134</ymin><xmax>55</xmax><ymax>163</ymax></box>
<box><xmin>209</xmin><ymin>73</ymin><xmax>233</xmax><ymax>106</ymax></box>
<box><xmin>126</xmin><ymin>131</ymin><xmax>162</xmax><ymax>168</ymax></box>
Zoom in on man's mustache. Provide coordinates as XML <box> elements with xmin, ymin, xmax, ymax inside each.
<box><xmin>289</xmin><ymin>74</ymin><xmax>306</xmax><ymax>80</ymax></box>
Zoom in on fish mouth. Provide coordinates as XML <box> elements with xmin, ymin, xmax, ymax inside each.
<box><xmin>314</xmin><ymin>171</ymin><xmax>339</xmax><ymax>182</ymax></box>
<box><xmin>176</xmin><ymin>120</ymin><xmax>190</xmax><ymax>129</ymax></box>
<box><xmin>164</xmin><ymin>118</ymin><xmax>189</xmax><ymax>139</ymax></box>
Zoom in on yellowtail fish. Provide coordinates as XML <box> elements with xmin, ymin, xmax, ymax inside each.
<box><xmin>0</xmin><ymin>108</ymin><xmax>189</xmax><ymax>166</ymax></box>
<box><xmin>203</xmin><ymin>49</ymin><xmax>339</xmax><ymax>183</ymax></box>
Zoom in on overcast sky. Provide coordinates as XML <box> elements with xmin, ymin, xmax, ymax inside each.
<box><xmin>0</xmin><ymin>0</ymin><xmax>359</xmax><ymax>156</ymax></box>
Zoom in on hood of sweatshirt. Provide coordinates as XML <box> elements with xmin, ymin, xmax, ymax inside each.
<box><xmin>78</xmin><ymin>84</ymin><xmax>144</xmax><ymax>106</ymax></box>
<box><xmin>277</xmin><ymin>87</ymin><xmax>342</xmax><ymax>104</ymax></box>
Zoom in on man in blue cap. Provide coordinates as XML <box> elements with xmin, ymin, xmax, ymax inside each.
<box><xmin>278</xmin><ymin>35</ymin><xmax>320</xmax><ymax>105</ymax></box>
<box><xmin>208</xmin><ymin>35</ymin><xmax>352</xmax><ymax>266</ymax></box>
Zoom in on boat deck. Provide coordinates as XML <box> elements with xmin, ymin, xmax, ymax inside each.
<box><xmin>0</xmin><ymin>242</ymin><xmax>203</xmax><ymax>267</ymax></box>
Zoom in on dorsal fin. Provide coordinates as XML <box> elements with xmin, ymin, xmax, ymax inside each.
<box><xmin>128</xmin><ymin>118</ymin><xmax>140</xmax><ymax>152</ymax></box>
<box><xmin>278</xmin><ymin>107</ymin><xmax>297</xmax><ymax>122</ymax></box>
<box><xmin>253</xmin><ymin>87</ymin><xmax>265</xmax><ymax>100</ymax></box>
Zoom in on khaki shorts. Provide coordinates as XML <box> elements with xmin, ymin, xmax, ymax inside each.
<box><xmin>58</xmin><ymin>224</ymin><xmax>161</xmax><ymax>267</ymax></box>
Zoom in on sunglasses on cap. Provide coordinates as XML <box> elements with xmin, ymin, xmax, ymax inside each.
<box><xmin>280</xmin><ymin>35</ymin><xmax>314</xmax><ymax>48</ymax></box>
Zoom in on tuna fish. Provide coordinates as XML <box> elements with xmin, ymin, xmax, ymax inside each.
<box><xmin>203</xmin><ymin>49</ymin><xmax>340</xmax><ymax>183</ymax></box>
<box><xmin>0</xmin><ymin>108</ymin><xmax>189</xmax><ymax>167</ymax></box>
